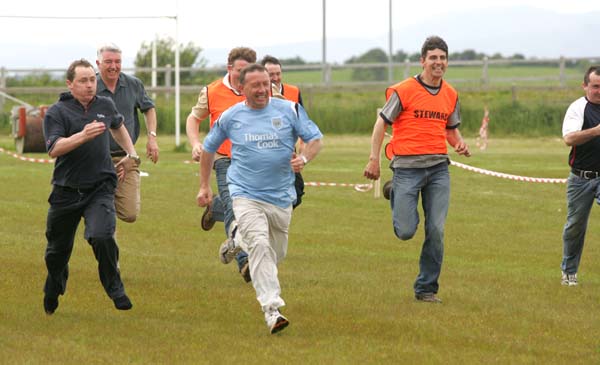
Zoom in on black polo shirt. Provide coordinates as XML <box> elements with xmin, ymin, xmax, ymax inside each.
<box><xmin>96</xmin><ymin>72</ymin><xmax>155</xmax><ymax>152</ymax></box>
<box><xmin>43</xmin><ymin>92</ymin><xmax>124</xmax><ymax>189</ymax></box>
<box><xmin>563</xmin><ymin>96</ymin><xmax>600</xmax><ymax>171</ymax></box>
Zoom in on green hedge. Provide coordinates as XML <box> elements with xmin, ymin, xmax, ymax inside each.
<box><xmin>0</xmin><ymin>87</ymin><xmax>580</xmax><ymax>137</ymax></box>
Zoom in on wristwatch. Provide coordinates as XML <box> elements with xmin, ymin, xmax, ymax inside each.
<box><xmin>127</xmin><ymin>153</ymin><xmax>141</xmax><ymax>165</ymax></box>
<box><xmin>148</xmin><ymin>131</ymin><xmax>157</xmax><ymax>137</ymax></box>
<box><xmin>300</xmin><ymin>155</ymin><xmax>308</xmax><ymax>164</ymax></box>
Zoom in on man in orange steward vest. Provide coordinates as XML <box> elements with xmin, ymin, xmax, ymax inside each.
<box><xmin>185</xmin><ymin>47</ymin><xmax>257</xmax><ymax>282</ymax></box>
<box><xmin>260</xmin><ymin>55</ymin><xmax>303</xmax><ymax>106</ymax></box>
<box><xmin>363</xmin><ymin>36</ymin><xmax>471</xmax><ymax>303</ymax></box>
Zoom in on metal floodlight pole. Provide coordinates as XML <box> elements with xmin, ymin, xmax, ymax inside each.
<box><xmin>152</xmin><ymin>36</ymin><xmax>157</xmax><ymax>89</ymax></box>
<box><xmin>174</xmin><ymin>3</ymin><xmax>181</xmax><ymax>147</ymax></box>
<box><xmin>322</xmin><ymin>0</ymin><xmax>327</xmax><ymax>83</ymax></box>
<box><xmin>388</xmin><ymin>0</ymin><xmax>393</xmax><ymax>82</ymax></box>
<box><xmin>151</xmin><ymin>36</ymin><xmax>157</xmax><ymax>100</ymax></box>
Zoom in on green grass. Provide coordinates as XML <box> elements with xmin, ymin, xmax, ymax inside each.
<box><xmin>1</xmin><ymin>87</ymin><xmax>581</xmax><ymax>138</ymax></box>
<box><xmin>1</xmin><ymin>134</ymin><xmax>599</xmax><ymax>364</ymax></box>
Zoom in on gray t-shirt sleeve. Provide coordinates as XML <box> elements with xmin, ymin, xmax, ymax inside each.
<box><xmin>379</xmin><ymin>91</ymin><xmax>402</xmax><ymax>125</ymax></box>
<box><xmin>447</xmin><ymin>98</ymin><xmax>461</xmax><ymax>129</ymax></box>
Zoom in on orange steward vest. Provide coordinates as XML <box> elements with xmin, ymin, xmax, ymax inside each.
<box><xmin>282</xmin><ymin>84</ymin><xmax>300</xmax><ymax>103</ymax></box>
<box><xmin>206</xmin><ymin>79</ymin><xmax>245</xmax><ymax>156</ymax></box>
<box><xmin>386</xmin><ymin>78</ymin><xmax>458</xmax><ymax>156</ymax></box>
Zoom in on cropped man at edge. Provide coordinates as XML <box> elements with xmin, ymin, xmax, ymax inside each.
<box><xmin>560</xmin><ymin>65</ymin><xmax>600</xmax><ymax>287</ymax></box>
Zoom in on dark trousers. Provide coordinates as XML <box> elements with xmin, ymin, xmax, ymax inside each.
<box><xmin>44</xmin><ymin>181</ymin><xmax>126</xmax><ymax>300</ymax></box>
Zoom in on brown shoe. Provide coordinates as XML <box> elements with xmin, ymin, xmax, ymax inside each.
<box><xmin>201</xmin><ymin>203</ymin><xmax>216</xmax><ymax>231</ymax></box>
<box><xmin>383</xmin><ymin>180</ymin><xmax>392</xmax><ymax>200</ymax></box>
<box><xmin>240</xmin><ymin>260</ymin><xmax>252</xmax><ymax>283</ymax></box>
<box><xmin>415</xmin><ymin>293</ymin><xmax>442</xmax><ymax>303</ymax></box>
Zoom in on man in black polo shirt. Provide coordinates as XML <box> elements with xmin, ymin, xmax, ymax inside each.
<box><xmin>42</xmin><ymin>59</ymin><xmax>140</xmax><ymax>314</ymax></box>
<box><xmin>561</xmin><ymin>65</ymin><xmax>600</xmax><ymax>287</ymax></box>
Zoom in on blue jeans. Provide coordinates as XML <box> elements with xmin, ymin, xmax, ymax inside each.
<box><xmin>390</xmin><ymin>162</ymin><xmax>450</xmax><ymax>295</ymax></box>
<box><xmin>213</xmin><ymin>158</ymin><xmax>248</xmax><ymax>270</ymax></box>
<box><xmin>214</xmin><ymin>158</ymin><xmax>234</xmax><ymax>235</ymax></box>
<box><xmin>561</xmin><ymin>173</ymin><xmax>600</xmax><ymax>274</ymax></box>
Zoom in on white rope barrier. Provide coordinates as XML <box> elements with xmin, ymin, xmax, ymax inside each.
<box><xmin>450</xmin><ymin>160</ymin><xmax>567</xmax><ymax>184</ymax></box>
<box><xmin>0</xmin><ymin>147</ymin><xmax>54</xmax><ymax>164</ymax></box>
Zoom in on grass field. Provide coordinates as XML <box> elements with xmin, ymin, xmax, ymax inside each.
<box><xmin>1</xmin><ymin>134</ymin><xmax>599</xmax><ymax>364</ymax></box>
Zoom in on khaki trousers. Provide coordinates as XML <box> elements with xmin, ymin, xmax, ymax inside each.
<box><xmin>112</xmin><ymin>156</ymin><xmax>140</xmax><ymax>223</ymax></box>
<box><xmin>232</xmin><ymin>197</ymin><xmax>292</xmax><ymax>312</ymax></box>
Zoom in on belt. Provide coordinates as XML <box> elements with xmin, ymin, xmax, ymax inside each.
<box><xmin>54</xmin><ymin>183</ymin><xmax>100</xmax><ymax>194</ymax></box>
<box><xmin>572</xmin><ymin>168</ymin><xmax>600</xmax><ymax>179</ymax></box>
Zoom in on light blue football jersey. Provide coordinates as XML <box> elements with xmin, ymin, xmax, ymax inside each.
<box><xmin>204</xmin><ymin>98</ymin><xmax>323</xmax><ymax>208</ymax></box>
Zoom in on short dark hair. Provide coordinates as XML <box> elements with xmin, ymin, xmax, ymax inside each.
<box><xmin>239</xmin><ymin>63</ymin><xmax>267</xmax><ymax>85</ymax></box>
<box><xmin>227</xmin><ymin>47</ymin><xmax>257</xmax><ymax>65</ymax></box>
<box><xmin>421</xmin><ymin>36</ymin><xmax>448</xmax><ymax>58</ymax></box>
<box><xmin>584</xmin><ymin>66</ymin><xmax>600</xmax><ymax>85</ymax></box>
<box><xmin>260</xmin><ymin>55</ymin><xmax>281</xmax><ymax>67</ymax></box>
<box><xmin>66</xmin><ymin>59</ymin><xmax>94</xmax><ymax>82</ymax></box>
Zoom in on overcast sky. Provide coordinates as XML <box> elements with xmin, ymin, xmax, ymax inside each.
<box><xmin>1</xmin><ymin>0</ymin><xmax>599</xmax><ymax>68</ymax></box>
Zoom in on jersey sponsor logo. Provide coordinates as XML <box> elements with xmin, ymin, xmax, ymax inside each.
<box><xmin>271</xmin><ymin>117</ymin><xmax>283</xmax><ymax>130</ymax></box>
<box><xmin>244</xmin><ymin>132</ymin><xmax>281</xmax><ymax>149</ymax></box>
<box><xmin>413</xmin><ymin>109</ymin><xmax>449</xmax><ymax>121</ymax></box>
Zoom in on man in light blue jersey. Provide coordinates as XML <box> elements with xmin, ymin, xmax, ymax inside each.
<box><xmin>196</xmin><ymin>63</ymin><xmax>323</xmax><ymax>334</ymax></box>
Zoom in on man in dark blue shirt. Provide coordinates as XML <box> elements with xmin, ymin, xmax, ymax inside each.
<box><xmin>96</xmin><ymin>43</ymin><xmax>159</xmax><ymax>223</ymax></box>
<box><xmin>42</xmin><ymin>59</ymin><xmax>140</xmax><ymax>315</ymax></box>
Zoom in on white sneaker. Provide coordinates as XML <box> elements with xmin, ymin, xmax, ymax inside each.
<box><xmin>265</xmin><ymin>308</ymin><xmax>289</xmax><ymax>334</ymax></box>
<box><xmin>218</xmin><ymin>224</ymin><xmax>242</xmax><ymax>264</ymax></box>
<box><xmin>561</xmin><ymin>271</ymin><xmax>578</xmax><ymax>286</ymax></box>
<box><xmin>219</xmin><ymin>237</ymin><xmax>241</xmax><ymax>264</ymax></box>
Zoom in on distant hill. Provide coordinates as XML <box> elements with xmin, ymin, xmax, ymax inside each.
<box><xmin>204</xmin><ymin>6</ymin><xmax>600</xmax><ymax>66</ymax></box>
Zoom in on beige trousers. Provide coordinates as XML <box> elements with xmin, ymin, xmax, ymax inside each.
<box><xmin>232</xmin><ymin>197</ymin><xmax>293</xmax><ymax>313</ymax></box>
